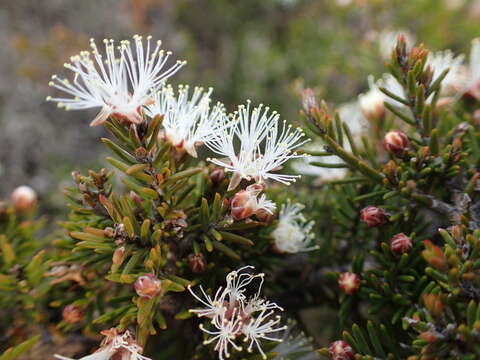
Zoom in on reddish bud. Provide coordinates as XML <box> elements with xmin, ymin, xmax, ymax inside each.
<box><xmin>419</xmin><ymin>331</ymin><xmax>437</xmax><ymax>343</ymax></box>
<box><xmin>231</xmin><ymin>190</ymin><xmax>257</xmax><ymax>220</ymax></box>
<box><xmin>422</xmin><ymin>293</ymin><xmax>444</xmax><ymax>317</ymax></box>
<box><xmin>112</xmin><ymin>246</ymin><xmax>125</xmax><ymax>265</ymax></box>
<box><xmin>62</xmin><ymin>304</ymin><xmax>84</xmax><ymax>324</ymax></box>
<box><xmin>188</xmin><ymin>253</ymin><xmax>207</xmax><ymax>273</ymax></box>
<box><xmin>328</xmin><ymin>340</ymin><xmax>354</xmax><ymax>360</ymax></box>
<box><xmin>390</xmin><ymin>233</ymin><xmax>412</xmax><ymax>254</ymax></box>
<box><xmin>11</xmin><ymin>186</ymin><xmax>37</xmax><ymax>211</ymax></box>
<box><xmin>255</xmin><ymin>208</ymin><xmax>275</xmax><ymax>223</ymax></box>
<box><xmin>383</xmin><ymin>130</ymin><xmax>409</xmax><ymax>157</ymax></box>
<box><xmin>422</xmin><ymin>240</ymin><xmax>447</xmax><ymax>270</ymax></box>
<box><xmin>360</xmin><ymin>206</ymin><xmax>388</xmax><ymax>227</ymax></box>
<box><xmin>210</xmin><ymin>168</ymin><xmax>226</xmax><ymax>185</ymax></box>
<box><xmin>134</xmin><ymin>274</ymin><xmax>162</xmax><ymax>299</ymax></box>
<box><xmin>338</xmin><ymin>272</ymin><xmax>360</xmax><ymax>295</ymax></box>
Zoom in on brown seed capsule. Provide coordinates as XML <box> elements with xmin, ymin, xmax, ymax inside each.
<box><xmin>383</xmin><ymin>130</ymin><xmax>409</xmax><ymax>157</ymax></box>
<box><xmin>390</xmin><ymin>233</ymin><xmax>412</xmax><ymax>254</ymax></box>
<box><xmin>328</xmin><ymin>340</ymin><xmax>354</xmax><ymax>360</ymax></box>
<box><xmin>188</xmin><ymin>253</ymin><xmax>207</xmax><ymax>273</ymax></box>
<box><xmin>338</xmin><ymin>272</ymin><xmax>360</xmax><ymax>295</ymax></box>
<box><xmin>62</xmin><ymin>304</ymin><xmax>84</xmax><ymax>324</ymax></box>
<box><xmin>11</xmin><ymin>186</ymin><xmax>37</xmax><ymax>211</ymax></box>
<box><xmin>360</xmin><ymin>206</ymin><xmax>388</xmax><ymax>227</ymax></box>
<box><xmin>134</xmin><ymin>273</ymin><xmax>162</xmax><ymax>298</ymax></box>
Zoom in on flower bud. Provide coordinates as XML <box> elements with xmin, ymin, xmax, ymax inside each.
<box><xmin>328</xmin><ymin>340</ymin><xmax>354</xmax><ymax>360</ymax></box>
<box><xmin>390</xmin><ymin>233</ymin><xmax>412</xmax><ymax>254</ymax></box>
<box><xmin>383</xmin><ymin>130</ymin><xmax>409</xmax><ymax>157</ymax></box>
<box><xmin>134</xmin><ymin>273</ymin><xmax>162</xmax><ymax>298</ymax></box>
<box><xmin>338</xmin><ymin>272</ymin><xmax>360</xmax><ymax>295</ymax></box>
<box><xmin>112</xmin><ymin>246</ymin><xmax>125</xmax><ymax>265</ymax></box>
<box><xmin>62</xmin><ymin>304</ymin><xmax>84</xmax><ymax>324</ymax></box>
<box><xmin>255</xmin><ymin>208</ymin><xmax>275</xmax><ymax>223</ymax></box>
<box><xmin>360</xmin><ymin>206</ymin><xmax>388</xmax><ymax>227</ymax></box>
<box><xmin>188</xmin><ymin>253</ymin><xmax>207</xmax><ymax>273</ymax></box>
<box><xmin>11</xmin><ymin>186</ymin><xmax>37</xmax><ymax>211</ymax></box>
<box><xmin>231</xmin><ymin>190</ymin><xmax>256</xmax><ymax>220</ymax></box>
<box><xmin>422</xmin><ymin>240</ymin><xmax>447</xmax><ymax>270</ymax></box>
<box><xmin>210</xmin><ymin>168</ymin><xmax>225</xmax><ymax>185</ymax></box>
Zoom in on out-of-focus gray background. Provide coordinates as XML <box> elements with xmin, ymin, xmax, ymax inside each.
<box><xmin>1</xmin><ymin>0</ymin><xmax>479</xmax><ymax>213</ymax></box>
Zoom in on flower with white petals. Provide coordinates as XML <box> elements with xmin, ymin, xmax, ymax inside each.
<box><xmin>426</xmin><ymin>49</ymin><xmax>467</xmax><ymax>97</ymax></box>
<box><xmin>189</xmin><ymin>266</ymin><xmax>285</xmax><ymax>360</ymax></box>
<box><xmin>358</xmin><ymin>75</ymin><xmax>387</xmax><ymax>121</ymax></box>
<box><xmin>145</xmin><ymin>85</ymin><xmax>226</xmax><ymax>157</ymax></box>
<box><xmin>54</xmin><ymin>329</ymin><xmax>150</xmax><ymax>360</ymax></box>
<box><xmin>272</xmin><ymin>200</ymin><xmax>317</xmax><ymax>254</ymax></box>
<box><xmin>47</xmin><ymin>35</ymin><xmax>185</xmax><ymax>126</ymax></box>
<box><xmin>205</xmin><ymin>101</ymin><xmax>310</xmax><ymax>190</ymax></box>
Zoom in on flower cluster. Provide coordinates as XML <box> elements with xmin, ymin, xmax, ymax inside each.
<box><xmin>55</xmin><ymin>329</ymin><xmax>150</xmax><ymax>360</ymax></box>
<box><xmin>188</xmin><ymin>266</ymin><xmax>287</xmax><ymax>360</ymax></box>
<box><xmin>271</xmin><ymin>200</ymin><xmax>318</xmax><ymax>253</ymax></box>
<box><xmin>48</xmin><ymin>36</ymin><xmax>309</xmax><ymax>201</ymax></box>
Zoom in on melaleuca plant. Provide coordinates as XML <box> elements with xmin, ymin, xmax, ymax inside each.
<box><xmin>0</xmin><ymin>186</ymin><xmax>47</xmax><ymax>353</ymax></box>
<box><xmin>300</xmin><ymin>35</ymin><xmax>480</xmax><ymax>359</ymax></box>
<box><xmin>40</xmin><ymin>35</ymin><xmax>319</xmax><ymax>360</ymax></box>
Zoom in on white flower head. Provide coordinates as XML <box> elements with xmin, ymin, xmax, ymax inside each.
<box><xmin>146</xmin><ymin>85</ymin><xmax>226</xmax><ymax>157</ymax></box>
<box><xmin>189</xmin><ymin>266</ymin><xmax>285</xmax><ymax>360</ymax></box>
<box><xmin>47</xmin><ymin>35</ymin><xmax>186</xmax><ymax>126</ymax></box>
<box><xmin>377</xmin><ymin>29</ymin><xmax>415</xmax><ymax>60</ymax></box>
<box><xmin>206</xmin><ymin>101</ymin><xmax>310</xmax><ymax>190</ymax></box>
<box><xmin>464</xmin><ymin>38</ymin><xmax>480</xmax><ymax>99</ymax></box>
<box><xmin>272</xmin><ymin>200</ymin><xmax>317</xmax><ymax>254</ymax></box>
<box><xmin>54</xmin><ymin>329</ymin><xmax>150</xmax><ymax>360</ymax></box>
<box><xmin>358</xmin><ymin>75</ymin><xmax>387</xmax><ymax>121</ymax></box>
<box><xmin>426</xmin><ymin>49</ymin><xmax>467</xmax><ymax>96</ymax></box>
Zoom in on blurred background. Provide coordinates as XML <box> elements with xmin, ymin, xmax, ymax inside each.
<box><xmin>1</xmin><ymin>0</ymin><xmax>480</xmax><ymax>215</ymax></box>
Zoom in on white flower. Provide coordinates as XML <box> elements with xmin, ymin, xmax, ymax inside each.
<box><xmin>47</xmin><ymin>35</ymin><xmax>185</xmax><ymax>126</ymax></box>
<box><xmin>242</xmin><ymin>310</ymin><xmax>286</xmax><ymax>359</ymax></box>
<box><xmin>54</xmin><ymin>329</ymin><xmax>150</xmax><ymax>360</ymax></box>
<box><xmin>358</xmin><ymin>75</ymin><xmax>387</xmax><ymax>121</ymax></box>
<box><xmin>145</xmin><ymin>85</ymin><xmax>226</xmax><ymax>157</ymax></box>
<box><xmin>272</xmin><ymin>201</ymin><xmax>317</xmax><ymax>254</ymax></box>
<box><xmin>426</xmin><ymin>49</ymin><xmax>466</xmax><ymax>96</ymax></box>
<box><xmin>189</xmin><ymin>266</ymin><xmax>285</xmax><ymax>360</ymax></box>
<box><xmin>377</xmin><ymin>29</ymin><xmax>415</xmax><ymax>60</ymax></box>
<box><xmin>205</xmin><ymin>101</ymin><xmax>310</xmax><ymax>190</ymax></box>
<box><xmin>464</xmin><ymin>38</ymin><xmax>480</xmax><ymax>99</ymax></box>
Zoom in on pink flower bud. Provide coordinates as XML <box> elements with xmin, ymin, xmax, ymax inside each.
<box><xmin>328</xmin><ymin>340</ymin><xmax>354</xmax><ymax>360</ymax></box>
<box><xmin>188</xmin><ymin>253</ymin><xmax>207</xmax><ymax>273</ymax></box>
<box><xmin>62</xmin><ymin>304</ymin><xmax>84</xmax><ymax>324</ymax></box>
<box><xmin>360</xmin><ymin>206</ymin><xmax>388</xmax><ymax>227</ymax></box>
<box><xmin>230</xmin><ymin>185</ymin><xmax>263</xmax><ymax>221</ymax></box>
<box><xmin>390</xmin><ymin>233</ymin><xmax>412</xmax><ymax>254</ymax></box>
<box><xmin>112</xmin><ymin>246</ymin><xmax>125</xmax><ymax>265</ymax></box>
<box><xmin>383</xmin><ymin>130</ymin><xmax>409</xmax><ymax>157</ymax></box>
<box><xmin>11</xmin><ymin>186</ymin><xmax>37</xmax><ymax>211</ymax></box>
<box><xmin>338</xmin><ymin>272</ymin><xmax>360</xmax><ymax>295</ymax></box>
<box><xmin>210</xmin><ymin>168</ymin><xmax>226</xmax><ymax>185</ymax></box>
<box><xmin>134</xmin><ymin>274</ymin><xmax>162</xmax><ymax>298</ymax></box>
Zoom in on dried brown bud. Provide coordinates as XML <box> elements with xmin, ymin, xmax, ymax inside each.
<box><xmin>328</xmin><ymin>340</ymin><xmax>354</xmax><ymax>360</ymax></box>
<box><xmin>360</xmin><ymin>206</ymin><xmax>388</xmax><ymax>227</ymax></box>
<box><xmin>62</xmin><ymin>304</ymin><xmax>84</xmax><ymax>324</ymax></box>
<box><xmin>112</xmin><ymin>246</ymin><xmax>125</xmax><ymax>265</ymax></box>
<box><xmin>104</xmin><ymin>227</ymin><xmax>116</xmax><ymax>238</ymax></box>
<box><xmin>135</xmin><ymin>147</ymin><xmax>147</xmax><ymax>159</ymax></box>
<box><xmin>383</xmin><ymin>130</ymin><xmax>409</xmax><ymax>157</ymax></box>
<box><xmin>188</xmin><ymin>253</ymin><xmax>207</xmax><ymax>273</ymax></box>
<box><xmin>390</xmin><ymin>233</ymin><xmax>412</xmax><ymax>254</ymax></box>
<box><xmin>11</xmin><ymin>186</ymin><xmax>37</xmax><ymax>211</ymax></box>
<box><xmin>134</xmin><ymin>273</ymin><xmax>162</xmax><ymax>298</ymax></box>
<box><xmin>338</xmin><ymin>272</ymin><xmax>360</xmax><ymax>295</ymax></box>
